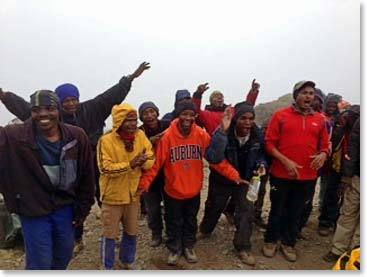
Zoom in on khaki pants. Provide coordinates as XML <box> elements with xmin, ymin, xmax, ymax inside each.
<box><xmin>331</xmin><ymin>176</ymin><xmax>360</xmax><ymax>255</ymax></box>
<box><xmin>101</xmin><ymin>202</ymin><xmax>140</xmax><ymax>239</ymax></box>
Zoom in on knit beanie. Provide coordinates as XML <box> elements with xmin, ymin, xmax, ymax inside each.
<box><xmin>55</xmin><ymin>83</ymin><xmax>80</xmax><ymax>104</ymax></box>
<box><xmin>233</xmin><ymin>101</ymin><xmax>255</xmax><ymax>123</ymax></box>
<box><xmin>175</xmin><ymin>89</ymin><xmax>191</xmax><ymax>103</ymax></box>
<box><xmin>30</xmin><ymin>90</ymin><xmax>60</xmax><ymax>108</ymax></box>
<box><xmin>138</xmin><ymin>101</ymin><xmax>159</xmax><ymax>121</ymax></box>
<box><xmin>292</xmin><ymin>80</ymin><xmax>316</xmax><ymax>100</ymax></box>
<box><xmin>175</xmin><ymin>100</ymin><xmax>197</xmax><ymax>116</ymax></box>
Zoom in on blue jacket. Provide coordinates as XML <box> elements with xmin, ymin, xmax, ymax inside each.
<box><xmin>210</xmin><ymin>124</ymin><xmax>267</xmax><ymax>184</ymax></box>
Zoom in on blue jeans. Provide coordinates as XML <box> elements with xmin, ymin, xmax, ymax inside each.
<box><xmin>20</xmin><ymin>205</ymin><xmax>75</xmax><ymax>270</ymax></box>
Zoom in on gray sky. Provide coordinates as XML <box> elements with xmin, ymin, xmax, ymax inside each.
<box><xmin>0</xmin><ymin>0</ymin><xmax>360</xmax><ymax>127</ymax></box>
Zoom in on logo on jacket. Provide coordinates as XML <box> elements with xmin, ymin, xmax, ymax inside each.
<box><xmin>170</xmin><ymin>145</ymin><xmax>203</xmax><ymax>164</ymax></box>
<box><xmin>312</xmin><ymin>122</ymin><xmax>318</xmax><ymax>127</ymax></box>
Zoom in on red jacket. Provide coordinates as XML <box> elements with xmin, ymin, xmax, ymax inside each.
<box><xmin>265</xmin><ymin>107</ymin><xmax>330</xmax><ymax>180</ymax></box>
<box><xmin>192</xmin><ymin>91</ymin><xmax>258</xmax><ymax>136</ymax></box>
<box><xmin>139</xmin><ymin>119</ymin><xmax>239</xmax><ymax>199</ymax></box>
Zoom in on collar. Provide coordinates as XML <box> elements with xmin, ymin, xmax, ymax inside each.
<box><xmin>292</xmin><ymin>103</ymin><xmax>315</xmax><ymax>116</ymax></box>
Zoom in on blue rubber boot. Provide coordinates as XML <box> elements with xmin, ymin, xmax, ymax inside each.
<box><xmin>119</xmin><ymin>232</ymin><xmax>137</xmax><ymax>265</ymax></box>
<box><xmin>101</xmin><ymin>236</ymin><xmax>116</xmax><ymax>269</ymax></box>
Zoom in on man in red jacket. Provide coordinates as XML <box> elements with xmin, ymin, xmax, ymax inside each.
<box><xmin>262</xmin><ymin>80</ymin><xmax>329</xmax><ymax>262</ymax></box>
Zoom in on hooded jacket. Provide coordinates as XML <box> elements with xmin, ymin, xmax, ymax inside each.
<box><xmin>1</xmin><ymin>76</ymin><xmax>132</xmax><ymax>148</ymax></box>
<box><xmin>97</xmin><ymin>103</ymin><xmax>155</xmax><ymax>205</ymax></box>
<box><xmin>139</xmin><ymin>119</ymin><xmax>240</xmax><ymax>200</ymax></box>
<box><xmin>0</xmin><ymin>119</ymin><xmax>95</xmax><ymax>218</ymax></box>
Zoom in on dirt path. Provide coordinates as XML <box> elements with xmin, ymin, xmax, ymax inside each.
<box><xmin>0</xmin><ymin>172</ymin><xmax>336</xmax><ymax>270</ymax></box>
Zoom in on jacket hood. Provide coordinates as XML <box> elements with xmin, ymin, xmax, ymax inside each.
<box><xmin>112</xmin><ymin>103</ymin><xmax>137</xmax><ymax>133</ymax></box>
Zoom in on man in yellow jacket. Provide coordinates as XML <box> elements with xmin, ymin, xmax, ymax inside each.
<box><xmin>97</xmin><ymin>103</ymin><xmax>155</xmax><ymax>269</ymax></box>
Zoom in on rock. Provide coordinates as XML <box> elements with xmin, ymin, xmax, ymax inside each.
<box><xmin>237</xmin><ymin>263</ymin><xmax>243</xmax><ymax>268</ymax></box>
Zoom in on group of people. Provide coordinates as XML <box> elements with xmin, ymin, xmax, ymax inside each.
<box><xmin>0</xmin><ymin>62</ymin><xmax>360</xmax><ymax>270</ymax></box>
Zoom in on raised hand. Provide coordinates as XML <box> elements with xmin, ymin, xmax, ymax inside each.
<box><xmin>250</xmin><ymin>79</ymin><xmax>260</xmax><ymax>93</ymax></box>
<box><xmin>220</xmin><ymin>105</ymin><xmax>232</xmax><ymax>134</ymax></box>
<box><xmin>130</xmin><ymin>62</ymin><xmax>151</xmax><ymax>80</ymax></box>
<box><xmin>0</xmin><ymin>88</ymin><xmax>6</xmax><ymax>101</ymax></box>
<box><xmin>196</xmin><ymin>82</ymin><xmax>209</xmax><ymax>95</ymax></box>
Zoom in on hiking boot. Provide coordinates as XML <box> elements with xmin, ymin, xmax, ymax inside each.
<box><xmin>280</xmin><ymin>244</ymin><xmax>297</xmax><ymax>262</ymax></box>
<box><xmin>323</xmin><ymin>251</ymin><xmax>340</xmax><ymax>263</ymax></box>
<box><xmin>318</xmin><ymin>226</ymin><xmax>330</xmax><ymax>236</ymax></box>
<box><xmin>184</xmin><ymin>247</ymin><xmax>198</xmax><ymax>263</ymax></box>
<box><xmin>238</xmin><ymin>250</ymin><xmax>256</xmax><ymax>265</ymax></box>
<box><xmin>197</xmin><ymin>231</ymin><xmax>211</xmax><ymax>240</ymax></box>
<box><xmin>167</xmin><ymin>251</ymin><xmax>181</xmax><ymax>266</ymax></box>
<box><xmin>263</xmin><ymin>242</ymin><xmax>277</xmax><ymax>258</ymax></box>
<box><xmin>150</xmin><ymin>232</ymin><xmax>162</xmax><ymax>247</ymax></box>
<box><xmin>254</xmin><ymin>216</ymin><xmax>267</xmax><ymax>229</ymax></box>
<box><xmin>224</xmin><ymin>212</ymin><xmax>235</xmax><ymax>226</ymax></box>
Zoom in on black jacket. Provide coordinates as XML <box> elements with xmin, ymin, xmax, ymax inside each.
<box><xmin>342</xmin><ymin>118</ymin><xmax>360</xmax><ymax>177</ymax></box>
<box><xmin>0</xmin><ymin>119</ymin><xmax>95</xmax><ymax>218</ymax></box>
<box><xmin>139</xmin><ymin>119</ymin><xmax>170</xmax><ymax>191</ymax></box>
<box><xmin>1</xmin><ymin>76</ymin><xmax>132</xmax><ymax>148</ymax></box>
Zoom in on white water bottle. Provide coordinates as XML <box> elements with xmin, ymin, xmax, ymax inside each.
<box><xmin>246</xmin><ymin>176</ymin><xmax>261</xmax><ymax>202</ymax></box>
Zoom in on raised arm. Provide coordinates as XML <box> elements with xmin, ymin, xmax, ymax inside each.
<box><xmin>82</xmin><ymin>62</ymin><xmax>151</xmax><ymax>123</ymax></box>
<box><xmin>245</xmin><ymin>79</ymin><xmax>260</xmax><ymax>106</ymax></box>
<box><xmin>0</xmin><ymin>88</ymin><xmax>31</xmax><ymax>121</ymax></box>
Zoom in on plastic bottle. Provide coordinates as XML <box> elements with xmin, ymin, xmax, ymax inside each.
<box><xmin>246</xmin><ymin>176</ymin><xmax>261</xmax><ymax>202</ymax></box>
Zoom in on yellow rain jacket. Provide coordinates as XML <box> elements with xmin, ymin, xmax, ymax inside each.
<box><xmin>333</xmin><ymin>248</ymin><xmax>360</xmax><ymax>270</ymax></box>
<box><xmin>97</xmin><ymin>103</ymin><xmax>155</xmax><ymax>205</ymax></box>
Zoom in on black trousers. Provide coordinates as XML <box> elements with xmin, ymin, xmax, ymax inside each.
<box><xmin>163</xmin><ymin>192</ymin><xmax>200</xmax><ymax>254</ymax></box>
<box><xmin>144</xmin><ymin>186</ymin><xmax>164</xmax><ymax>235</ymax></box>
<box><xmin>200</xmin><ymin>174</ymin><xmax>254</xmax><ymax>251</ymax></box>
<box><xmin>75</xmin><ymin>150</ymin><xmax>100</xmax><ymax>242</ymax></box>
<box><xmin>318</xmin><ymin>169</ymin><xmax>342</xmax><ymax>228</ymax></box>
<box><xmin>224</xmin><ymin>174</ymin><xmax>268</xmax><ymax>220</ymax></box>
<box><xmin>264</xmin><ymin>175</ymin><xmax>316</xmax><ymax>247</ymax></box>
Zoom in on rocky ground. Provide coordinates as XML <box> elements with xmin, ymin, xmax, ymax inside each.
<box><xmin>0</xmin><ymin>171</ymin><xmax>337</xmax><ymax>271</ymax></box>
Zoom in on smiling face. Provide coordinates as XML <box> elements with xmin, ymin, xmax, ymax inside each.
<box><xmin>141</xmin><ymin>108</ymin><xmax>159</xmax><ymax>130</ymax></box>
<box><xmin>211</xmin><ymin>94</ymin><xmax>224</xmax><ymax>108</ymax></box>
<box><xmin>62</xmin><ymin>96</ymin><xmax>80</xmax><ymax>115</ymax></box>
<box><xmin>295</xmin><ymin>86</ymin><xmax>315</xmax><ymax>112</ymax></box>
<box><xmin>178</xmin><ymin>109</ymin><xmax>196</xmax><ymax>136</ymax></box>
<box><xmin>325</xmin><ymin>101</ymin><xmax>338</xmax><ymax>116</ymax></box>
<box><xmin>236</xmin><ymin>112</ymin><xmax>255</xmax><ymax>137</ymax></box>
<box><xmin>119</xmin><ymin>112</ymin><xmax>138</xmax><ymax>135</ymax></box>
<box><xmin>31</xmin><ymin>105</ymin><xmax>60</xmax><ymax>134</ymax></box>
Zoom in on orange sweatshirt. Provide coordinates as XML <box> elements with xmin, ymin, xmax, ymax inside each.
<box><xmin>139</xmin><ymin>119</ymin><xmax>239</xmax><ymax>199</ymax></box>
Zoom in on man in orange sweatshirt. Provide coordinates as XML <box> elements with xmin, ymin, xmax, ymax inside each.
<box><xmin>139</xmin><ymin>100</ymin><xmax>244</xmax><ymax>266</ymax></box>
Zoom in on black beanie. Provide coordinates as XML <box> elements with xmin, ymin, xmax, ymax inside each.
<box><xmin>233</xmin><ymin>101</ymin><xmax>255</xmax><ymax>123</ymax></box>
<box><xmin>175</xmin><ymin>100</ymin><xmax>197</xmax><ymax>116</ymax></box>
<box><xmin>30</xmin><ymin>90</ymin><xmax>60</xmax><ymax>108</ymax></box>
<box><xmin>138</xmin><ymin>101</ymin><xmax>159</xmax><ymax>121</ymax></box>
